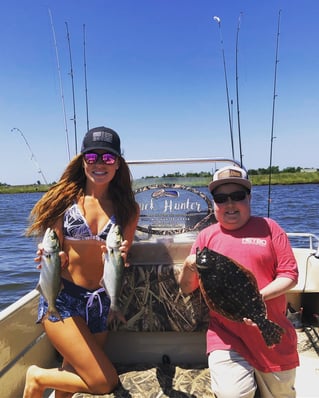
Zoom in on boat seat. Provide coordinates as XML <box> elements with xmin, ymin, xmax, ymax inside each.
<box><xmin>290</xmin><ymin>248</ymin><xmax>319</xmax><ymax>293</ymax></box>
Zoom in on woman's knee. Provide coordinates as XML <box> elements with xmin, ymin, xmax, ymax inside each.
<box><xmin>87</xmin><ymin>371</ymin><xmax>119</xmax><ymax>395</ymax></box>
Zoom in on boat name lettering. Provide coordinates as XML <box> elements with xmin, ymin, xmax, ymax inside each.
<box><xmin>137</xmin><ymin>198</ymin><xmax>202</xmax><ymax>213</ymax></box>
<box><xmin>163</xmin><ymin>198</ymin><xmax>201</xmax><ymax>213</ymax></box>
<box><xmin>139</xmin><ymin>198</ymin><xmax>155</xmax><ymax>211</ymax></box>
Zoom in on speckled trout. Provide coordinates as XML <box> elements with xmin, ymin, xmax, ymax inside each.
<box><xmin>36</xmin><ymin>228</ymin><xmax>62</xmax><ymax>320</ymax></box>
<box><xmin>100</xmin><ymin>224</ymin><xmax>126</xmax><ymax>322</ymax></box>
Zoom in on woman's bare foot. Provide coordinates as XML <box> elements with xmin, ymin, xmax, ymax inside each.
<box><xmin>23</xmin><ymin>365</ymin><xmax>45</xmax><ymax>398</ymax></box>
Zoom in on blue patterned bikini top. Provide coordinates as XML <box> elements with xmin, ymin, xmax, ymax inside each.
<box><xmin>63</xmin><ymin>203</ymin><xmax>115</xmax><ymax>242</ymax></box>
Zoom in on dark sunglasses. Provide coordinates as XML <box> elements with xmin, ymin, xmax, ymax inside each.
<box><xmin>83</xmin><ymin>152</ymin><xmax>117</xmax><ymax>165</ymax></box>
<box><xmin>212</xmin><ymin>190</ymin><xmax>249</xmax><ymax>204</ymax></box>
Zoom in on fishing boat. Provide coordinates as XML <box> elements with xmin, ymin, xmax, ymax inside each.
<box><xmin>1</xmin><ymin>157</ymin><xmax>319</xmax><ymax>398</ymax></box>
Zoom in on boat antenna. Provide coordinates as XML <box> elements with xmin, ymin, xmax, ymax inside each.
<box><xmin>11</xmin><ymin>127</ymin><xmax>48</xmax><ymax>184</ymax></box>
<box><xmin>65</xmin><ymin>21</ymin><xmax>78</xmax><ymax>154</ymax></box>
<box><xmin>213</xmin><ymin>16</ymin><xmax>235</xmax><ymax>159</ymax></box>
<box><xmin>235</xmin><ymin>12</ymin><xmax>244</xmax><ymax>167</ymax></box>
<box><xmin>267</xmin><ymin>9</ymin><xmax>282</xmax><ymax>217</ymax></box>
<box><xmin>83</xmin><ymin>23</ymin><xmax>90</xmax><ymax>132</ymax></box>
<box><xmin>48</xmin><ymin>9</ymin><xmax>71</xmax><ymax>162</ymax></box>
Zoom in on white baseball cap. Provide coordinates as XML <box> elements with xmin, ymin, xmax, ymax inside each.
<box><xmin>208</xmin><ymin>165</ymin><xmax>251</xmax><ymax>193</ymax></box>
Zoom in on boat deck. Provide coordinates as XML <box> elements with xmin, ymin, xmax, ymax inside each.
<box><xmin>295</xmin><ymin>327</ymin><xmax>319</xmax><ymax>397</ymax></box>
<box><xmin>55</xmin><ymin>328</ymin><xmax>318</xmax><ymax>398</ymax></box>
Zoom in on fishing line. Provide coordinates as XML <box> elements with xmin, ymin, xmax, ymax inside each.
<box><xmin>11</xmin><ymin>127</ymin><xmax>48</xmax><ymax>184</ymax></box>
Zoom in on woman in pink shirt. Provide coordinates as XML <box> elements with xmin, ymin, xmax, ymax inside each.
<box><xmin>179</xmin><ymin>165</ymin><xmax>298</xmax><ymax>398</ymax></box>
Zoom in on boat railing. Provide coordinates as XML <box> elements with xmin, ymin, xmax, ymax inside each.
<box><xmin>127</xmin><ymin>156</ymin><xmax>242</xmax><ymax>167</ymax></box>
<box><xmin>287</xmin><ymin>232</ymin><xmax>319</xmax><ymax>252</ymax></box>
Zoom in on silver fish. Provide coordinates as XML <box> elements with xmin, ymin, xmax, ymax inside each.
<box><xmin>100</xmin><ymin>224</ymin><xmax>125</xmax><ymax>322</ymax></box>
<box><xmin>36</xmin><ymin>228</ymin><xmax>62</xmax><ymax>320</ymax></box>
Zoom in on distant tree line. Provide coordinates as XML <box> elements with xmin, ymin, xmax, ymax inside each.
<box><xmin>140</xmin><ymin>171</ymin><xmax>212</xmax><ymax>179</ymax></box>
<box><xmin>248</xmin><ymin>166</ymin><xmax>304</xmax><ymax>175</ymax></box>
<box><xmin>2</xmin><ymin>167</ymin><xmax>317</xmax><ymax>186</ymax></box>
<box><xmin>141</xmin><ymin>167</ymin><xmax>317</xmax><ymax>179</ymax></box>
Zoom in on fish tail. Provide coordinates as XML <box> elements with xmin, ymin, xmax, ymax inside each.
<box><xmin>108</xmin><ymin>309</ymin><xmax>127</xmax><ymax>324</ymax></box>
<box><xmin>108</xmin><ymin>301</ymin><xmax>126</xmax><ymax>324</ymax></box>
<box><xmin>46</xmin><ymin>305</ymin><xmax>63</xmax><ymax>323</ymax></box>
<box><xmin>258</xmin><ymin>319</ymin><xmax>285</xmax><ymax>347</ymax></box>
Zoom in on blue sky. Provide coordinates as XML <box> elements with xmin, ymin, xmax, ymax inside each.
<box><xmin>1</xmin><ymin>0</ymin><xmax>318</xmax><ymax>185</ymax></box>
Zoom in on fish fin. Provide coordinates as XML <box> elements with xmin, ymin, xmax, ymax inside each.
<box><xmin>58</xmin><ymin>281</ymin><xmax>63</xmax><ymax>294</ymax></box>
<box><xmin>36</xmin><ymin>283</ymin><xmax>44</xmax><ymax>297</ymax></box>
<box><xmin>99</xmin><ymin>278</ymin><xmax>109</xmax><ymax>295</ymax></box>
<box><xmin>99</xmin><ymin>278</ymin><xmax>103</xmax><ymax>288</ymax></box>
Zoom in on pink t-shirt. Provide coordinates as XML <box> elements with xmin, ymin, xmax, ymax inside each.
<box><xmin>191</xmin><ymin>216</ymin><xmax>299</xmax><ymax>372</ymax></box>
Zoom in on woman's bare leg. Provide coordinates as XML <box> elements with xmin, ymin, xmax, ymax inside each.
<box><xmin>54</xmin><ymin>361</ymin><xmax>76</xmax><ymax>398</ymax></box>
<box><xmin>23</xmin><ymin>317</ymin><xmax>118</xmax><ymax>397</ymax></box>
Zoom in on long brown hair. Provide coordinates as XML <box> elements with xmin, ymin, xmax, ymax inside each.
<box><xmin>26</xmin><ymin>154</ymin><xmax>139</xmax><ymax>237</ymax></box>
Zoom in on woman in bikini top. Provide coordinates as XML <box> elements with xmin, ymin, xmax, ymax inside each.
<box><xmin>23</xmin><ymin>126</ymin><xmax>140</xmax><ymax>398</ymax></box>
<box><xmin>63</xmin><ymin>203</ymin><xmax>115</xmax><ymax>242</ymax></box>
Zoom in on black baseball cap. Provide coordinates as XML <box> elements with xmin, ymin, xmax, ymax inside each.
<box><xmin>81</xmin><ymin>126</ymin><xmax>121</xmax><ymax>156</ymax></box>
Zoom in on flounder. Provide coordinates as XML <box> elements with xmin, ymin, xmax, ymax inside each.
<box><xmin>196</xmin><ymin>247</ymin><xmax>284</xmax><ymax>347</ymax></box>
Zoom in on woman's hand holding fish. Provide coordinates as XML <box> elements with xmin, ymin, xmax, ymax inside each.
<box><xmin>101</xmin><ymin>240</ymin><xmax>130</xmax><ymax>266</ymax></box>
<box><xmin>34</xmin><ymin>245</ymin><xmax>68</xmax><ymax>269</ymax></box>
<box><xmin>120</xmin><ymin>239</ymin><xmax>130</xmax><ymax>267</ymax></box>
<box><xmin>59</xmin><ymin>251</ymin><xmax>69</xmax><ymax>268</ymax></box>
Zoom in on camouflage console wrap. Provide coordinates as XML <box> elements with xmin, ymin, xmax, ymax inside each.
<box><xmin>108</xmin><ymin>262</ymin><xmax>209</xmax><ymax>333</ymax></box>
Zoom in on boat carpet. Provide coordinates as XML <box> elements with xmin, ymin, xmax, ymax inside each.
<box><xmin>71</xmin><ymin>328</ymin><xmax>319</xmax><ymax>398</ymax></box>
<box><xmin>72</xmin><ymin>363</ymin><xmax>215</xmax><ymax>398</ymax></box>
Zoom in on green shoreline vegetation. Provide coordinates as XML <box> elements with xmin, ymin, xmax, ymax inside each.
<box><xmin>1</xmin><ymin>168</ymin><xmax>318</xmax><ymax>194</ymax></box>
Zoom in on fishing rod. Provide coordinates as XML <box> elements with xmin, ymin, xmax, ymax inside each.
<box><xmin>83</xmin><ymin>24</ymin><xmax>90</xmax><ymax>132</ymax></box>
<box><xmin>235</xmin><ymin>12</ymin><xmax>243</xmax><ymax>167</ymax></box>
<box><xmin>213</xmin><ymin>16</ymin><xmax>235</xmax><ymax>160</ymax></box>
<box><xmin>65</xmin><ymin>21</ymin><xmax>78</xmax><ymax>154</ymax></box>
<box><xmin>48</xmin><ymin>8</ymin><xmax>71</xmax><ymax>162</ymax></box>
<box><xmin>11</xmin><ymin>128</ymin><xmax>48</xmax><ymax>184</ymax></box>
<box><xmin>267</xmin><ymin>9</ymin><xmax>282</xmax><ymax>217</ymax></box>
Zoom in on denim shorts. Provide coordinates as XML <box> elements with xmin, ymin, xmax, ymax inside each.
<box><xmin>37</xmin><ymin>278</ymin><xmax>111</xmax><ymax>334</ymax></box>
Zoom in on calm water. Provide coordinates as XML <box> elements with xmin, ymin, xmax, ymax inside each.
<box><xmin>0</xmin><ymin>184</ymin><xmax>318</xmax><ymax>311</ymax></box>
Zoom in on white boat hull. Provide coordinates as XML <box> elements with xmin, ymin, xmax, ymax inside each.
<box><xmin>0</xmin><ymin>290</ymin><xmax>57</xmax><ymax>398</ymax></box>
